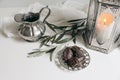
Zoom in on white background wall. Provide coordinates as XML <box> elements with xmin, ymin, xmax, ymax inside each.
<box><xmin>0</xmin><ymin>0</ymin><xmax>65</xmax><ymax>7</ymax></box>
<box><xmin>0</xmin><ymin>0</ymin><xmax>90</xmax><ymax>8</ymax></box>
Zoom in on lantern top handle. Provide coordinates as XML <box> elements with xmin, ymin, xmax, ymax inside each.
<box><xmin>98</xmin><ymin>0</ymin><xmax>120</xmax><ymax>6</ymax></box>
<box><xmin>98</xmin><ymin>0</ymin><xmax>120</xmax><ymax>3</ymax></box>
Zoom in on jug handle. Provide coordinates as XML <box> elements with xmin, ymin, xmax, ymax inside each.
<box><xmin>39</xmin><ymin>6</ymin><xmax>51</xmax><ymax>23</ymax></box>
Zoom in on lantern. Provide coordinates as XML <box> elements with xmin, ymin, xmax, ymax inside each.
<box><xmin>83</xmin><ymin>0</ymin><xmax>120</xmax><ymax>53</ymax></box>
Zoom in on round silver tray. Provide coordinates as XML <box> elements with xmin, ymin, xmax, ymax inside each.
<box><xmin>54</xmin><ymin>46</ymin><xmax>90</xmax><ymax>71</ymax></box>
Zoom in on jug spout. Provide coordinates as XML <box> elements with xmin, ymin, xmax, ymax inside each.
<box><xmin>14</xmin><ymin>14</ymin><xmax>25</xmax><ymax>23</ymax></box>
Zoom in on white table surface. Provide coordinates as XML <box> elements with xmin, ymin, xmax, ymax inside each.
<box><xmin>0</xmin><ymin>0</ymin><xmax>120</xmax><ymax>80</ymax></box>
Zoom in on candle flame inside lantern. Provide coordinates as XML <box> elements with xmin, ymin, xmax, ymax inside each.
<box><xmin>97</xmin><ymin>13</ymin><xmax>114</xmax><ymax>29</ymax></box>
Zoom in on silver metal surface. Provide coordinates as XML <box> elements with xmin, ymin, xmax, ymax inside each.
<box><xmin>14</xmin><ymin>6</ymin><xmax>51</xmax><ymax>42</ymax></box>
<box><xmin>18</xmin><ymin>21</ymin><xmax>45</xmax><ymax>42</ymax></box>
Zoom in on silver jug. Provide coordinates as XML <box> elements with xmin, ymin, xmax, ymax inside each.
<box><xmin>14</xmin><ymin>6</ymin><xmax>51</xmax><ymax>42</ymax></box>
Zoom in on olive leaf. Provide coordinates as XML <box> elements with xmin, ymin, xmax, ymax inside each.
<box><xmin>55</xmin><ymin>32</ymin><xmax>65</xmax><ymax>42</ymax></box>
<box><xmin>46</xmin><ymin>47</ymin><xmax>56</xmax><ymax>61</ymax></box>
<box><xmin>40</xmin><ymin>36</ymin><xmax>50</xmax><ymax>39</ymax></box>
<box><xmin>45</xmin><ymin>21</ymin><xmax>56</xmax><ymax>33</ymax></box>
<box><xmin>39</xmin><ymin>36</ymin><xmax>49</xmax><ymax>43</ymax></box>
<box><xmin>77</xmin><ymin>26</ymin><xmax>86</xmax><ymax>30</ymax></box>
<box><xmin>78</xmin><ymin>19</ymin><xmax>86</xmax><ymax>26</ymax></box>
<box><xmin>45</xmin><ymin>21</ymin><xmax>70</xmax><ymax>30</ymax></box>
<box><xmin>67</xmin><ymin>18</ymin><xmax>87</xmax><ymax>24</ymax></box>
<box><xmin>51</xmin><ymin>34</ymin><xmax>57</xmax><ymax>43</ymax></box>
<box><xmin>50</xmin><ymin>52</ymin><xmax>54</xmax><ymax>61</ymax></box>
<box><xmin>56</xmin><ymin>38</ymin><xmax>73</xmax><ymax>44</ymax></box>
<box><xmin>39</xmin><ymin>36</ymin><xmax>52</xmax><ymax>48</ymax></box>
<box><xmin>28</xmin><ymin>49</ymin><xmax>45</xmax><ymax>57</ymax></box>
<box><xmin>39</xmin><ymin>40</ymin><xmax>47</xmax><ymax>48</ymax></box>
<box><xmin>73</xmin><ymin>37</ymin><xmax>76</xmax><ymax>44</ymax></box>
<box><xmin>54</xmin><ymin>26</ymin><xmax>68</xmax><ymax>30</ymax></box>
<box><xmin>46</xmin><ymin>47</ymin><xmax>56</xmax><ymax>53</ymax></box>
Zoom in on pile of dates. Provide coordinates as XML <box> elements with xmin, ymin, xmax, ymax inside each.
<box><xmin>62</xmin><ymin>46</ymin><xmax>87</xmax><ymax>69</ymax></box>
